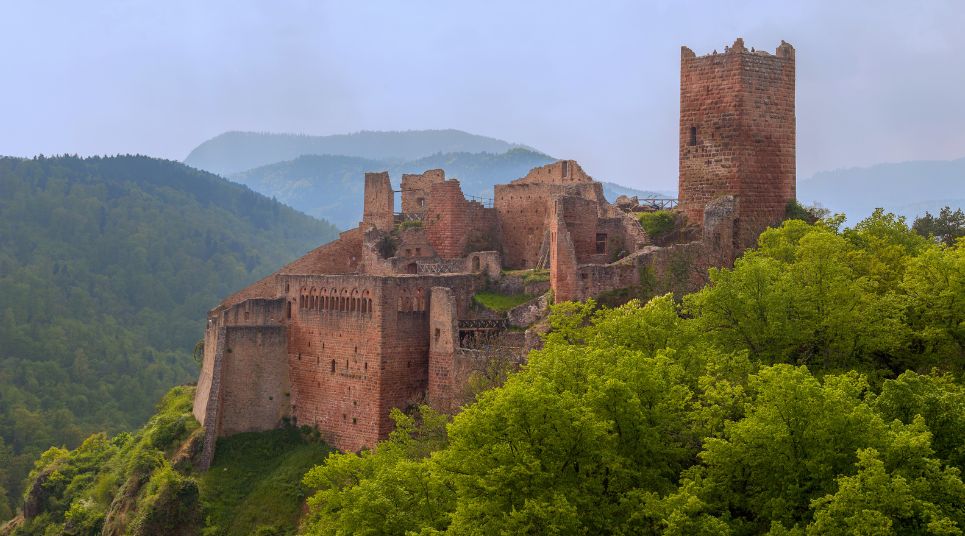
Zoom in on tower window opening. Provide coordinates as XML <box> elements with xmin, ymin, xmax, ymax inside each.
<box><xmin>596</xmin><ymin>233</ymin><xmax>607</xmax><ymax>254</ymax></box>
<box><xmin>689</xmin><ymin>126</ymin><xmax>698</xmax><ymax>146</ymax></box>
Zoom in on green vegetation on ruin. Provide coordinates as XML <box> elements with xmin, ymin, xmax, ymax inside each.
<box><xmin>500</xmin><ymin>268</ymin><xmax>550</xmax><ymax>284</ymax></box>
<box><xmin>637</xmin><ymin>209</ymin><xmax>677</xmax><ymax>238</ymax></box>
<box><xmin>472</xmin><ymin>291</ymin><xmax>535</xmax><ymax>312</ymax></box>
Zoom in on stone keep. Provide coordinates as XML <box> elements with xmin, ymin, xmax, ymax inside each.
<box><xmin>679</xmin><ymin>38</ymin><xmax>795</xmax><ymax>249</ymax></box>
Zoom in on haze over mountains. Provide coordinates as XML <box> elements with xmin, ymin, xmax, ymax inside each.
<box><xmin>184</xmin><ymin>130</ymin><xmax>535</xmax><ymax>177</ymax></box>
<box><xmin>184</xmin><ymin>129</ymin><xmax>673</xmax><ymax>229</ymax></box>
<box><xmin>797</xmin><ymin>157</ymin><xmax>965</xmax><ymax>223</ymax></box>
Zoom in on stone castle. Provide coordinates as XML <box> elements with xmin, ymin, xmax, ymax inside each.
<box><xmin>193</xmin><ymin>38</ymin><xmax>796</xmax><ymax>467</ymax></box>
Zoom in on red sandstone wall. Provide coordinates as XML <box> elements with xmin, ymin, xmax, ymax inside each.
<box><xmin>363</xmin><ymin>172</ymin><xmax>394</xmax><ymax>231</ymax></box>
<box><xmin>494</xmin><ymin>164</ymin><xmax>605</xmax><ymax>269</ymax></box>
<box><xmin>219</xmin><ymin>325</ymin><xmax>291</xmax><ymax>435</ymax></box>
<box><xmin>425</xmin><ymin>180</ymin><xmax>495</xmax><ymax>259</ymax></box>
<box><xmin>285</xmin><ymin>274</ymin><xmax>384</xmax><ymax>451</ymax></box>
<box><xmin>679</xmin><ymin>38</ymin><xmax>795</xmax><ymax>249</ymax></box>
<box><xmin>427</xmin><ymin>286</ymin><xmax>458</xmax><ymax>411</ymax></box>
<box><xmin>401</xmin><ymin>169</ymin><xmax>445</xmax><ymax>214</ymax></box>
<box><xmin>549</xmin><ymin>205</ymin><xmax>580</xmax><ymax>302</ymax></box>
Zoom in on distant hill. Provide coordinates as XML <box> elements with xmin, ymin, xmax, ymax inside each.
<box><xmin>0</xmin><ymin>155</ymin><xmax>337</xmax><ymax>518</ymax></box>
<box><xmin>600</xmin><ymin>181</ymin><xmax>675</xmax><ymax>203</ymax></box>
<box><xmin>184</xmin><ymin>129</ymin><xmax>534</xmax><ymax>176</ymax></box>
<box><xmin>798</xmin><ymin>157</ymin><xmax>965</xmax><ymax>222</ymax></box>
<box><xmin>229</xmin><ymin>148</ymin><xmax>558</xmax><ymax>229</ymax></box>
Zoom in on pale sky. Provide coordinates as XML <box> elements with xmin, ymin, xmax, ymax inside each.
<box><xmin>1</xmin><ymin>0</ymin><xmax>962</xmax><ymax>191</ymax></box>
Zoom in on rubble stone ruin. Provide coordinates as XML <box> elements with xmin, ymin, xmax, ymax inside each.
<box><xmin>193</xmin><ymin>38</ymin><xmax>796</xmax><ymax>468</ymax></box>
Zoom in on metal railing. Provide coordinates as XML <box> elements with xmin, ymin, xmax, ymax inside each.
<box><xmin>466</xmin><ymin>194</ymin><xmax>494</xmax><ymax>208</ymax></box>
<box><xmin>638</xmin><ymin>198</ymin><xmax>679</xmax><ymax>210</ymax></box>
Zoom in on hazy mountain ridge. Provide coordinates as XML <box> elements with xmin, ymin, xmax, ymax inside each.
<box><xmin>799</xmin><ymin>157</ymin><xmax>965</xmax><ymax>222</ymax></box>
<box><xmin>184</xmin><ymin>129</ymin><xmax>535</xmax><ymax>176</ymax></box>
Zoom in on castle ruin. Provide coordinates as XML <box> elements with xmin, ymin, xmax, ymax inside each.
<box><xmin>193</xmin><ymin>38</ymin><xmax>796</xmax><ymax>467</ymax></box>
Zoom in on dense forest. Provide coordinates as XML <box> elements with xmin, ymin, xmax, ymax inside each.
<box><xmin>0</xmin><ymin>155</ymin><xmax>338</xmax><ymax>520</ymax></box>
<box><xmin>6</xmin><ymin>209</ymin><xmax>963</xmax><ymax>534</ymax></box>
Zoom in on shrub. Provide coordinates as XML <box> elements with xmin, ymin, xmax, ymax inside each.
<box><xmin>637</xmin><ymin>210</ymin><xmax>677</xmax><ymax>238</ymax></box>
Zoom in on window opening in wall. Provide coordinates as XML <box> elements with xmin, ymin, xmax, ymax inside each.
<box><xmin>561</xmin><ymin>160</ymin><xmax>569</xmax><ymax>177</ymax></box>
<box><xmin>434</xmin><ymin>328</ymin><xmax>441</xmax><ymax>341</ymax></box>
<box><xmin>287</xmin><ymin>301</ymin><xmax>292</xmax><ymax>319</ymax></box>
<box><xmin>330</xmin><ymin>360</ymin><xmax>335</xmax><ymax>373</ymax></box>
<box><xmin>285</xmin><ymin>283</ymin><xmax>290</xmax><ymax>292</ymax></box>
<box><xmin>406</xmin><ymin>262</ymin><xmax>418</xmax><ymax>274</ymax></box>
<box><xmin>415</xmin><ymin>247</ymin><xmax>421</xmax><ymax>256</ymax></box>
<box><xmin>406</xmin><ymin>248</ymin><xmax>412</xmax><ymax>256</ymax></box>
<box><xmin>352</xmin><ymin>417</ymin><xmax>357</xmax><ymax>425</ymax></box>
<box><xmin>417</xmin><ymin>197</ymin><xmax>426</xmax><ymax>208</ymax></box>
<box><xmin>472</xmin><ymin>256</ymin><xmax>480</xmax><ymax>271</ymax></box>
<box><xmin>596</xmin><ymin>233</ymin><xmax>607</xmax><ymax>254</ymax></box>
<box><xmin>689</xmin><ymin>126</ymin><xmax>698</xmax><ymax>146</ymax></box>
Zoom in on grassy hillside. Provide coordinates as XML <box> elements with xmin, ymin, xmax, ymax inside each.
<box><xmin>1</xmin><ymin>386</ymin><xmax>330</xmax><ymax>536</ymax></box>
<box><xmin>184</xmin><ymin>129</ymin><xmax>534</xmax><ymax>176</ymax></box>
<box><xmin>799</xmin><ymin>156</ymin><xmax>965</xmax><ymax>222</ymax></box>
<box><xmin>229</xmin><ymin>148</ymin><xmax>557</xmax><ymax>229</ymax></box>
<box><xmin>0</xmin><ymin>155</ymin><xmax>338</xmax><ymax>520</ymax></box>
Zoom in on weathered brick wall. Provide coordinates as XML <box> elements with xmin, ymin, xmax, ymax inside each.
<box><xmin>284</xmin><ymin>274</ymin><xmax>385</xmax><ymax>451</ymax></box>
<box><xmin>424</xmin><ymin>180</ymin><xmax>500</xmax><ymax>259</ymax></box>
<box><xmin>401</xmin><ymin>169</ymin><xmax>445</xmax><ymax>214</ymax></box>
<box><xmin>495</xmin><ymin>162</ymin><xmax>607</xmax><ymax>269</ymax></box>
<box><xmin>363</xmin><ymin>172</ymin><xmax>394</xmax><ymax>231</ymax></box>
<box><xmin>679</xmin><ymin>38</ymin><xmax>795</xmax><ymax>249</ymax></box>
<box><xmin>219</xmin><ymin>325</ymin><xmax>291</xmax><ymax>435</ymax></box>
<box><xmin>549</xmin><ymin>205</ymin><xmax>580</xmax><ymax>302</ymax></box>
<box><xmin>427</xmin><ymin>286</ymin><xmax>458</xmax><ymax>412</ymax></box>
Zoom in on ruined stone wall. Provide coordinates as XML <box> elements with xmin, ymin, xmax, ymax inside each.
<box><xmin>280</xmin><ymin>228</ymin><xmax>364</xmax><ymax>276</ymax></box>
<box><xmin>284</xmin><ymin>274</ymin><xmax>384</xmax><ymax>451</ymax></box>
<box><xmin>494</xmin><ymin>182</ymin><xmax>554</xmax><ymax>269</ymax></box>
<box><xmin>363</xmin><ymin>172</ymin><xmax>394</xmax><ymax>231</ymax></box>
<box><xmin>401</xmin><ymin>169</ymin><xmax>445</xmax><ymax>214</ymax></box>
<box><xmin>219</xmin><ymin>325</ymin><xmax>291</xmax><ymax>435</ymax></box>
<box><xmin>514</xmin><ymin>160</ymin><xmax>594</xmax><ymax>185</ymax></box>
<box><xmin>425</xmin><ymin>180</ymin><xmax>496</xmax><ymax>259</ymax></box>
<box><xmin>679</xmin><ymin>38</ymin><xmax>795</xmax><ymax>249</ymax></box>
<box><xmin>495</xmin><ymin>163</ymin><xmax>607</xmax><ymax>269</ymax></box>
<box><xmin>427</xmin><ymin>286</ymin><xmax>458</xmax><ymax>412</ymax></box>
<box><xmin>549</xmin><ymin>209</ymin><xmax>580</xmax><ymax>302</ymax></box>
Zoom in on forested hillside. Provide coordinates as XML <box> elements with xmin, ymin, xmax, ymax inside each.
<box><xmin>0</xmin><ymin>155</ymin><xmax>338</xmax><ymax>520</ymax></box>
<box><xmin>12</xmin><ymin>211</ymin><xmax>964</xmax><ymax>534</ymax></box>
<box><xmin>184</xmin><ymin>130</ymin><xmax>533</xmax><ymax>176</ymax></box>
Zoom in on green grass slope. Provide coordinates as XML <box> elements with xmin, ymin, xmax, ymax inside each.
<box><xmin>0</xmin><ymin>155</ymin><xmax>338</xmax><ymax>520</ymax></box>
<box><xmin>2</xmin><ymin>386</ymin><xmax>330</xmax><ymax>536</ymax></box>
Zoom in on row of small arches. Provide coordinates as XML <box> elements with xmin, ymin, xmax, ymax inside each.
<box><xmin>299</xmin><ymin>288</ymin><xmax>373</xmax><ymax>315</ymax></box>
<box><xmin>399</xmin><ymin>287</ymin><xmax>426</xmax><ymax>312</ymax></box>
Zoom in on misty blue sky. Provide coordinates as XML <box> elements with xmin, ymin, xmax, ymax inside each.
<box><xmin>1</xmin><ymin>0</ymin><xmax>962</xmax><ymax>191</ymax></box>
